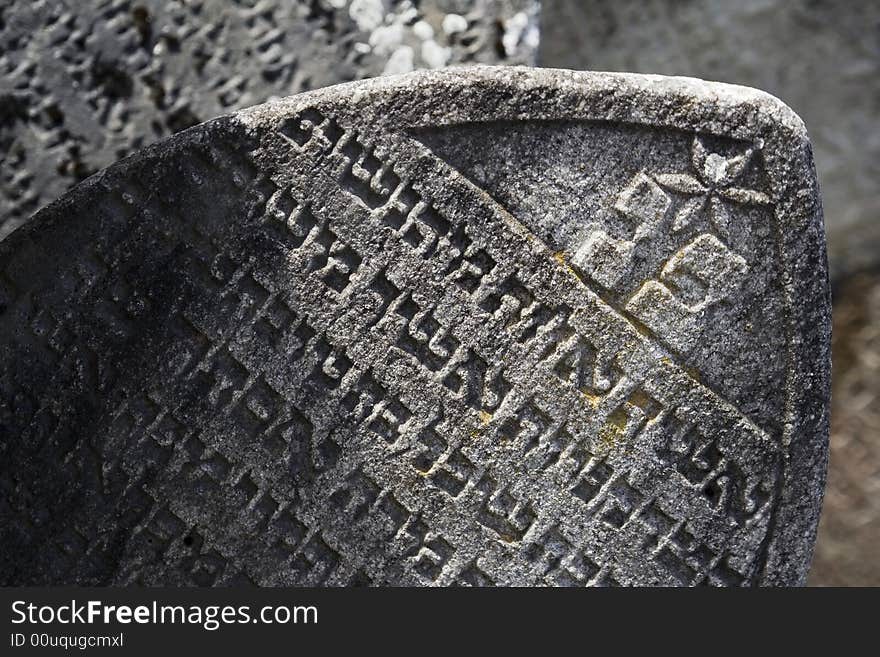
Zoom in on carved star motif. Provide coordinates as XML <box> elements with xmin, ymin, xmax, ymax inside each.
<box><xmin>654</xmin><ymin>137</ymin><xmax>770</xmax><ymax>240</ymax></box>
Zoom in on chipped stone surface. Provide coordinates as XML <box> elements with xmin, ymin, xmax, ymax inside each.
<box><xmin>0</xmin><ymin>68</ymin><xmax>829</xmax><ymax>586</ymax></box>
<box><xmin>0</xmin><ymin>0</ymin><xmax>539</xmax><ymax>239</ymax></box>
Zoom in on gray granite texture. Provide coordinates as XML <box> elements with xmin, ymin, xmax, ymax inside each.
<box><xmin>540</xmin><ymin>0</ymin><xmax>878</xmax><ymax>280</ymax></box>
<box><xmin>0</xmin><ymin>68</ymin><xmax>829</xmax><ymax>585</ymax></box>
<box><xmin>0</xmin><ymin>0</ymin><xmax>539</xmax><ymax>239</ymax></box>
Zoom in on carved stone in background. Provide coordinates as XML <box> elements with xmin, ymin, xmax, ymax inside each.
<box><xmin>0</xmin><ymin>0</ymin><xmax>539</xmax><ymax>238</ymax></box>
<box><xmin>0</xmin><ymin>68</ymin><xmax>829</xmax><ymax>586</ymax></box>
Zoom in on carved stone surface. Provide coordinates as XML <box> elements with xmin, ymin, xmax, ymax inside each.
<box><xmin>0</xmin><ymin>0</ymin><xmax>539</xmax><ymax>239</ymax></box>
<box><xmin>540</xmin><ymin>0</ymin><xmax>879</xmax><ymax>280</ymax></box>
<box><xmin>0</xmin><ymin>68</ymin><xmax>829</xmax><ymax>586</ymax></box>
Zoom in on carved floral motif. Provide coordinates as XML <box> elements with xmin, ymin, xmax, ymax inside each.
<box><xmin>654</xmin><ymin>137</ymin><xmax>770</xmax><ymax>239</ymax></box>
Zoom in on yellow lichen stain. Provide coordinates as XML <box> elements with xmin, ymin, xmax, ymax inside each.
<box><xmin>478</xmin><ymin>410</ymin><xmax>493</xmax><ymax>425</ymax></box>
<box><xmin>607</xmin><ymin>407</ymin><xmax>628</xmax><ymax>431</ymax></box>
<box><xmin>632</xmin><ymin>321</ymin><xmax>654</xmax><ymax>338</ymax></box>
<box><xmin>686</xmin><ymin>366</ymin><xmax>701</xmax><ymax>382</ymax></box>
<box><xmin>627</xmin><ymin>389</ymin><xmax>656</xmax><ymax>414</ymax></box>
<box><xmin>595</xmin><ymin>422</ymin><xmax>624</xmax><ymax>456</ymax></box>
<box><xmin>552</xmin><ymin>250</ymin><xmax>587</xmax><ymax>284</ymax></box>
<box><xmin>658</xmin><ymin>356</ymin><xmax>698</xmax><ymax>381</ymax></box>
<box><xmin>495</xmin><ymin>531</ymin><xmax>519</xmax><ymax>544</ymax></box>
<box><xmin>581</xmin><ymin>390</ymin><xmax>603</xmax><ymax>408</ymax></box>
<box><xmin>593</xmin><ymin>407</ymin><xmax>630</xmax><ymax>456</ymax></box>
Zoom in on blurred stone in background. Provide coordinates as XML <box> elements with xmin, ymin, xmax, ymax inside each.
<box><xmin>0</xmin><ymin>0</ymin><xmax>539</xmax><ymax>238</ymax></box>
<box><xmin>540</xmin><ymin>0</ymin><xmax>879</xmax><ymax>586</ymax></box>
<box><xmin>809</xmin><ymin>273</ymin><xmax>880</xmax><ymax>586</ymax></box>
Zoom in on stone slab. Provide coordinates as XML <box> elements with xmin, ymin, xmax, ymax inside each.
<box><xmin>0</xmin><ymin>67</ymin><xmax>829</xmax><ymax>586</ymax></box>
<box><xmin>0</xmin><ymin>0</ymin><xmax>539</xmax><ymax>239</ymax></box>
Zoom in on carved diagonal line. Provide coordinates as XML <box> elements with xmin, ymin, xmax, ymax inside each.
<box><xmin>423</xmin><ymin>155</ymin><xmax>774</xmax><ymax>443</ymax></box>
<box><xmin>273</xmin><ymin>109</ymin><xmax>773</xmax><ymax>445</ymax></box>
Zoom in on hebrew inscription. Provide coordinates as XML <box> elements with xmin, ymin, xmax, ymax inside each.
<box><xmin>0</xmin><ymin>70</ymin><xmax>829</xmax><ymax>586</ymax></box>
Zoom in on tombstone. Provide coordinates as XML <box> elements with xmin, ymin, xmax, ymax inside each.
<box><xmin>0</xmin><ymin>0</ymin><xmax>539</xmax><ymax>239</ymax></box>
<box><xmin>0</xmin><ymin>68</ymin><xmax>829</xmax><ymax>586</ymax></box>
